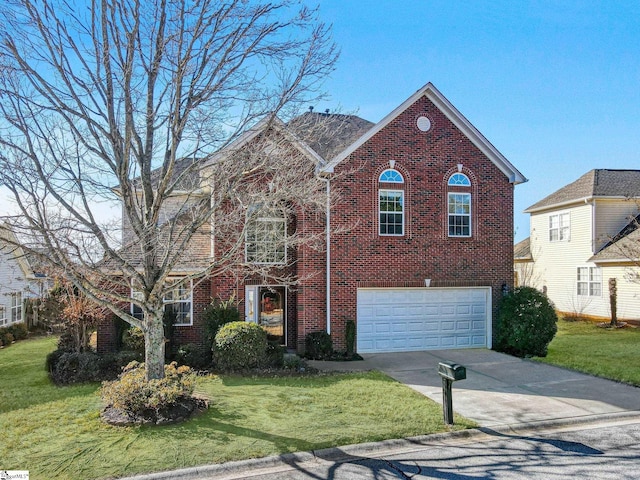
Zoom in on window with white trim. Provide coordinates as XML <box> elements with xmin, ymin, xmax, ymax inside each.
<box><xmin>549</xmin><ymin>213</ymin><xmax>570</xmax><ymax>242</ymax></box>
<box><xmin>246</xmin><ymin>206</ymin><xmax>286</xmax><ymax>264</ymax></box>
<box><xmin>448</xmin><ymin>173</ymin><xmax>470</xmax><ymax>186</ymax></box>
<box><xmin>130</xmin><ymin>279</ymin><xmax>193</xmax><ymax>326</ymax></box>
<box><xmin>10</xmin><ymin>292</ymin><xmax>22</xmax><ymax>323</ymax></box>
<box><xmin>0</xmin><ymin>306</ymin><xmax>6</xmax><ymax>326</ymax></box>
<box><xmin>448</xmin><ymin>193</ymin><xmax>471</xmax><ymax>237</ymax></box>
<box><xmin>379</xmin><ymin>190</ymin><xmax>404</xmax><ymax>235</ymax></box>
<box><xmin>577</xmin><ymin>267</ymin><xmax>601</xmax><ymax>297</ymax></box>
<box><xmin>379</xmin><ymin>169</ymin><xmax>404</xmax><ymax>183</ymax></box>
<box><xmin>163</xmin><ymin>279</ymin><xmax>193</xmax><ymax>326</ymax></box>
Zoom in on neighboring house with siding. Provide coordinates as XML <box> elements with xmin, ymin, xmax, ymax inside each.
<box><xmin>98</xmin><ymin>82</ymin><xmax>527</xmax><ymax>355</ymax></box>
<box><xmin>516</xmin><ymin>169</ymin><xmax>640</xmax><ymax>321</ymax></box>
<box><xmin>0</xmin><ymin>225</ymin><xmax>48</xmax><ymax>326</ymax></box>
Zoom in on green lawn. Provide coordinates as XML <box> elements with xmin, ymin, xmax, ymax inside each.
<box><xmin>535</xmin><ymin>319</ymin><xmax>640</xmax><ymax>386</ymax></box>
<box><xmin>0</xmin><ymin>336</ymin><xmax>474</xmax><ymax>480</ymax></box>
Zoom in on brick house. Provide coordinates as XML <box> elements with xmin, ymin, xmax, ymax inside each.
<box><xmin>98</xmin><ymin>83</ymin><xmax>526</xmax><ymax>354</ymax></box>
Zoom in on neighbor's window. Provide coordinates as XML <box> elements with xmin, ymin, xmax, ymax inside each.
<box><xmin>379</xmin><ymin>190</ymin><xmax>404</xmax><ymax>235</ymax></box>
<box><xmin>448</xmin><ymin>193</ymin><xmax>471</xmax><ymax>237</ymax></box>
<box><xmin>549</xmin><ymin>213</ymin><xmax>570</xmax><ymax>242</ymax></box>
<box><xmin>0</xmin><ymin>305</ymin><xmax>6</xmax><ymax>326</ymax></box>
<box><xmin>246</xmin><ymin>206</ymin><xmax>287</xmax><ymax>264</ymax></box>
<box><xmin>577</xmin><ymin>267</ymin><xmax>601</xmax><ymax>297</ymax></box>
<box><xmin>10</xmin><ymin>292</ymin><xmax>22</xmax><ymax>323</ymax></box>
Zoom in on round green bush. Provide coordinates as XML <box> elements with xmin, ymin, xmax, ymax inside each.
<box><xmin>9</xmin><ymin>322</ymin><xmax>28</xmax><ymax>340</ymax></box>
<box><xmin>496</xmin><ymin>286</ymin><xmax>558</xmax><ymax>357</ymax></box>
<box><xmin>213</xmin><ymin>321</ymin><xmax>268</xmax><ymax>370</ymax></box>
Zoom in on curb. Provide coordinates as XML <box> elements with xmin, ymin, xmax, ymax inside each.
<box><xmin>117</xmin><ymin>410</ymin><xmax>640</xmax><ymax>480</ymax></box>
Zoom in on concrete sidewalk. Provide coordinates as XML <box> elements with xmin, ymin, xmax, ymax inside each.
<box><xmin>309</xmin><ymin>349</ymin><xmax>640</xmax><ymax>428</ymax></box>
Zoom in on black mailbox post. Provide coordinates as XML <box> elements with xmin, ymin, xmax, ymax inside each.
<box><xmin>437</xmin><ymin>362</ymin><xmax>466</xmax><ymax>425</ymax></box>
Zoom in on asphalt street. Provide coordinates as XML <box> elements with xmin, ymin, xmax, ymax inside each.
<box><xmin>210</xmin><ymin>418</ymin><xmax>640</xmax><ymax>480</ymax></box>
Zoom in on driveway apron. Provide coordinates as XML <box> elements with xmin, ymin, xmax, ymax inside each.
<box><xmin>309</xmin><ymin>349</ymin><xmax>640</xmax><ymax>428</ymax></box>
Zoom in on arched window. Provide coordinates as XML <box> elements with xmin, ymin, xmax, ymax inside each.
<box><xmin>378</xmin><ymin>168</ymin><xmax>404</xmax><ymax>236</ymax></box>
<box><xmin>379</xmin><ymin>169</ymin><xmax>404</xmax><ymax>183</ymax></box>
<box><xmin>447</xmin><ymin>172</ymin><xmax>470</xmax><ymax>186</ymax></box>
<box><xmin>447</xmin><ymin>173</ymin><xmax>471</xmax><ymax>237</ymax></box>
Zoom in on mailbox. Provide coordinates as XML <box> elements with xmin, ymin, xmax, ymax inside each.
<box><xmin>438</xmin><ymin>362</ymin><xmax>466</xmax><ymax>381</ymax></box>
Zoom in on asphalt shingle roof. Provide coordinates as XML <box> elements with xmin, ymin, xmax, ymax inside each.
<box><xmin>525</xmin><ymin>169</ymin><xmax>640</xmax><ymax>212</ymax></box>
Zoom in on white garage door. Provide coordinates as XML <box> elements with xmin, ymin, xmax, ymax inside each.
<box><xmin>357</xmin><ymin>287</ymin><xmax>491</xmax><ymax>353</ymax></box>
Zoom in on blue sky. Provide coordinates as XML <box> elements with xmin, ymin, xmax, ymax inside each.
<box><xmin>316</xmin><ymin>0</ymin><xmax>640</xmax><ymax>242</ymax></box>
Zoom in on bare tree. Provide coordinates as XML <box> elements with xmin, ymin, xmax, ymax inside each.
<box><xmin>0</xmin><ymin>0</ymin><xmax>338</xmax><ymax>379</ymax></box>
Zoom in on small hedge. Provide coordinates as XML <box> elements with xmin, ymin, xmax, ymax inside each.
<box><xmin>175</xmin><ymin>343</ymin><xmax>211</xmax><ymax>369</ymax></box>
<box><xmin>101</xmin><ymin>361</ymin><xmax>195</xmax><ymax>417</ymax></box>
<box><xmin>304</xmin><ymin>331</ymin><xmax>333</xmax><ymax>360</ymax></box>
<box><xmin>47</xmin><ymin>350</ymin><xmax>142</xmax><ymax>384</ymax></box>
<box><xmin>496</xmin><ymin>286</ymin><xmax>558</xmax><ymax>358</ymax></box>
<box><xmin>121</xmin><ymin>326</ymin><xmax>145</xmax><ymax>353</ymax></box>
<box><xmin>213</xmin><ymin>321</ymin><xmax>268</xmax><ymax>371</ymax></box>
<box><xmin>0</xmin><ymin>323</ymin><xmax>29</xmax><ymax>347</ymax></box>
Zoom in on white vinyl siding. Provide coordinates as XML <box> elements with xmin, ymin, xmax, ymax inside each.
<box><xmin>594</xmin><ymin>199</ymin><xmax>640</xmax><ymax>252</ymax></box>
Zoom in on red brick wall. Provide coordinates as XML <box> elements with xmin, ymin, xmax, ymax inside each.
<box><xmin>319</xmin><ymin>95</ymin><xmax>514</xmax><ymax>350</ymax></box>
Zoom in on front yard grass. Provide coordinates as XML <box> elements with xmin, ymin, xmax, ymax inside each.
<box><xmin>535</xmin><ymin>318</ymin><xmax>640</xmax><ymax>386</ymax></box>
<box><xmin>0</xmin><ymin>336</ymin><xmax>475</xmax><ymax>480</ymax></box>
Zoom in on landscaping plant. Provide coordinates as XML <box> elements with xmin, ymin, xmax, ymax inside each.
<box><xmin>304</xmin><ymin>331</ymin><xmax>333</xmax><ymax>360</ymax></box>
<box><xmin>213</xmin><ymin>321</ymin><xmax>268</xmax><ymax>370</ymax></box>
<box><xmin>496</xmin><ymin>286</ymin><xmax>558</xmax><ymax>357</ymax></box>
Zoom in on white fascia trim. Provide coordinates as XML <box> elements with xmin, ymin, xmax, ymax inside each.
<box><xmin>321</xmin><ymin>83</ymin><xmax>527</xmax><ymax>185</ymax></box>
<box><xmin>524</xmin><ymin>196</ymin><xmax>593</xmax><ymax>214</ymax></box>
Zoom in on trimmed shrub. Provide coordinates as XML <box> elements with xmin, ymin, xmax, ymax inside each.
<box><xmin>1</xmin><ymin>331</ymin><xmax>15</xmax><ymax>346</ymax></box>
<box><xmin>266</xmin><ymin>341</ymin><xmax>285</xmax><ymax>368</ymax></box>
<box><xmin>9</xmin><ymin>322</ymin><xmax>29</xmax><ymax>340</ymax></box>
<box><xmin>496</xmin><ymin>286</ymin><xmax>558</xmax><ymax>358</ymax></box>
<box><xmin>304</xmin><ymin>331</ymin><xmax>333</xmax><ymax>360</ymax></box>
<box><xmin>122</xmin><ymin>327</ymin><xmax>145</xmax><ymax>353</ymax></box>
<box><xmin>47</xmin><ymin>350</ymin><xmax>141</xmax><ymax>384</ymax></box>
<box><xmin>213</xmin><ymin>321</ymin><xmax>268</xmax><ymax>371</ymax></box>
<box><xmin>345</xmin><ymin>320</ymin><xmax>356</xmax><ymax>356</ymax></box>
<box><xmin>101</xmin><ymin>361</ymin><xmax>195</xmax><ymax>417</ymax></box>
<box><xmin>203</xmin><ymin>298</ymin><xmax>240</xmax><ymax>346</ymax></box>
<box><xmin>175</xmin><ymin>343</ymin><xmax>211</xmax><ymax>369</ymax></box>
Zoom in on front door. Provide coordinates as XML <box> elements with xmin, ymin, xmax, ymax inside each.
<box><xmin>246</xmin><ymin>286</ymin><xmax>286</xmax><ymax>345</ymax></box>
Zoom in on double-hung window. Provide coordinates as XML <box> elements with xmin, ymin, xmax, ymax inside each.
<box><xmin>130</xmin><ymin>279</ymin><xmax>193</xmax><ymax>326</ymax></box>
<box><xmin>10</xmin><ymin>292</ymin><xmax>22</xmax><ymax>323</ymax></box>
<box><xmin>577</xmin><ymin>267</ymin><xmax>601</xmax><ymax>297</ymax></box>
<box><xmin>163</xmin><ymin>279</ymin><xmax>192</xmax><ymax>326</ymax></box>
<box><xmin>246</xmin><ymin>206</ymin><xmax>287</xmax><ymax>264</ymax></box>
<box><xmin>447</xmin><ymin>173</ymin><xmax>472</xmax><ymax>237</ymax></box>
<box><xmin>549</xmin><ymin>213</ymin><xmax>570</xmax><ymax>242</ymax></box>
<box><xmin>378</xmin><ymin>168</ymin><xmax>405</xmax><ymax>236</ymax></box>
<box><xmin>0</xmin><ymin>306</ymin><xmax>6</xmax><ymax>326</ymax></box>
<box><xmin>379</xmin><ymin>190</ymin><xmax>404</xmax><ymax>235</ymax></box>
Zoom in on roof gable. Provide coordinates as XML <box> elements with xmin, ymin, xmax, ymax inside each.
<box><xmin>320</xmin><ymin>82</ymin><xmax>527</xmax><ymax>184</ymax></box>
<box><xmin>525</xmin><ymin>169</ymin><xmax>640</xmax><ymax>212</ymax></box>
<box><xmin>0</xmin><ymin>225</ymin><xmax>37</xmax><ymax>279</ymax></box>
<box><xmin>591</xmin><ymin>213</ymin><xmax>640</xmax><ymax>263</ymax></box>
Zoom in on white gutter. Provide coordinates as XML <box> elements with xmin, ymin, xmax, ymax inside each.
<box><xmin>320</xmin><ymin>176</ymin><xmax>331</xmax><ymax>335</ymax></box>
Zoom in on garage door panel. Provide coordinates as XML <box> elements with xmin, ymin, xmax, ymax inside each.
<box><xmin>357</xmin><ymin>287</ymin><xmax>489</xmax><ymax>353</ymax></box>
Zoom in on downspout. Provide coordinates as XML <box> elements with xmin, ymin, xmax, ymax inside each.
<box><xmin>320</xmin><ymin>176</ymin><xmax>331</xmax><ymax>335</ymax></box>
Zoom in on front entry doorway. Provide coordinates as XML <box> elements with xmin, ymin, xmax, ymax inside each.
<box><xmin>246</xmin><ymin>286</ymin><xmax>286</xmax><ymax>345</ymax></box>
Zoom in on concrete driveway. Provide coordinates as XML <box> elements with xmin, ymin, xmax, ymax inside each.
<box><xmin>309</xmin><ymin>349</ymin><xmax>640</xmax><ymax>428</ymax></box>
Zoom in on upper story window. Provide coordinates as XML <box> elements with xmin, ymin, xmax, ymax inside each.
<box><xmin>549</xmin><ymin>213</ymin><xmax>570</xmax><ymax>242</ymax></box>
<box><xmin>448</xmin><ymin>193</ymin><xmax>471</xmax><ymax>237</ymax></box>
<box><xmin>379</xmin><ymin>169</ymin><xmax>404</xmax><ymax>183</ymax></box>
<box><xmin>246</xmin><ymin>205</ymin><xmax>286</xmax><ymax>264</ymax></box>
<box><xmin>448</xmin><ymin>173</ymin><xmax>470</xmax><ymax>186</ymax></box>
<box><xmin>447</xmin><ymin>172</ymin><xmax>472</xmax><ymax>237</ymax></box>
<box><xmin>379</xmin><ymin>190</ymin><xmax>404</xmax><ymax>236</ymax></box>
<box><xmin>577</xmin><ymin>267</ymin><xmax>601</xmax><ymax>297</ymax></box>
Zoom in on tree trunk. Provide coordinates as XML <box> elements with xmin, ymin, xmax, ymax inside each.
<box><xmin>609</xmin><ymin>278</ymin><xmax>618</xmax><ymax>327</ymax></box>
<box><xmin>144</xmin><ymin>312</ymin><xmax>166</xmax><ymax>380</ymax></box>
